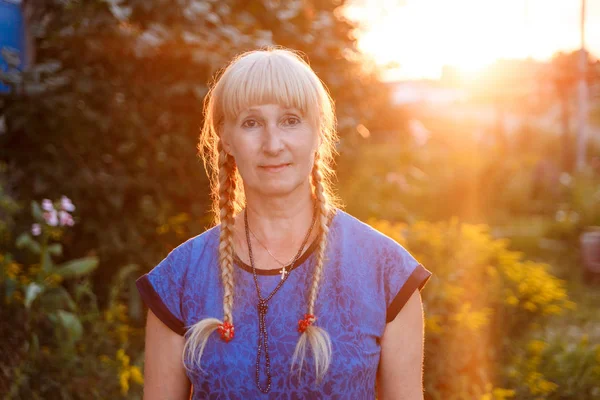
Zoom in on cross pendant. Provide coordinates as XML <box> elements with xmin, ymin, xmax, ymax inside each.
<box><xmin>280</xmin><ymin>267</ymin><xmax>287</xmax><ymax>280</ymax></box>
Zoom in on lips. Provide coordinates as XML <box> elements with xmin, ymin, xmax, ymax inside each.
<box><xmin>259</xmin><ymin>163</ymin><xmax>291</xmax><ymax>172</ymax></box>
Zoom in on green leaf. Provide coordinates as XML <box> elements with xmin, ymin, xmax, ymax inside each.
<box><xmin>31</xmin><ymin>200</ymin><xmax>43</xmax><ymax>221</ymax></box>
<box><xmin>74</xmin><ymin>279</ymin><xmax>98</xmax><ymax>309</ymax></box>
<box><xmin>55</xmin><ymin>257</ymin><xmax>99</xmax><ymax>279</ymax></box>
<box><xmin>109</xmin><ymin>263</ymin><xmax>139</xmax><ymax>305</ymax></box>
<box><xmin>56</xmin><ymin>310</ymin><xmax>83</xmax><ymax>342</ymax></box>
<box><xmin>15</xmin><ymin>233</ymin><xmax>41</xmax><ymax>254</ymax></box>
<box><xmin>42</xmin><ymin>251</ymin><xmax>54</xmax><ymax>272</ymax></box>
<box><xmin>41</xmin><ymin>287</ymin><xmax>77</xmax><ymax>312</ymax></box>
<box><xmin>25</xmin><ymin>283</ymin><xmax>44</xmax><ymax>309</ymax></box>
<box><xmin>47</xmin><ymin>243</ymin><xmax>63</xmax><ymax>256</ymax></box>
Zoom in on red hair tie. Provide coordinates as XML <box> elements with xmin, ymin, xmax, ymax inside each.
<box><xmin>298</xmin><ymin>314</ymin><xmax>316</xmax><ymax>333</ymax></box>
<box><xmin>218</xmin><ymin>322</ymin><xmax>235</xmax><ymax>342</ymax></box>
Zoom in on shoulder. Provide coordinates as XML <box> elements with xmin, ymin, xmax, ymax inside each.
<box><xmin>135</xmin><ymin>225</ymin><xmax>222</xmax><ymax>335</ymax></box>
<box><xmin>167</xmin><ymin>224</ymin><xmax>221</xmax><ymax>264</ymax></box>
<box><xmin>332</xmin><ymin>209</ymin><xmax>409</xmax><ymax>259</ymax></box>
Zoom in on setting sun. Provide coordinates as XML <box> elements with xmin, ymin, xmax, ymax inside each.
<box><xmin>346</xmin><ymin>0</ymin><xmax>600</xmax><ymax>80</ymax></box>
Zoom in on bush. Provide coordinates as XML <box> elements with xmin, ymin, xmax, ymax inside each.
<box><xmin>369</xmin><ymin>218</ymin><xmax>574</xmax><ymax>399</ymax></box>
<box><xmin>1</xmin><ymin>196</ymin><xmax>144</xmax><ymax>399</ymax></box>
<box><xmin>506</xmin><ymin>335</ymin><xmax>600</xmax><ymax>399</ymax></box>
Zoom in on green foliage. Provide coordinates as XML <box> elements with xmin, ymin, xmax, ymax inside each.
<box><xmin>506</xmin><ymin>335</ymin><xmax>600</xmax><ymax>399</ymax></box>
<box><xmin>370</xmin><ymin>218</ymin><xmax>574</xmax><ymax>399</ymax></box>
<box><xmin>0</xmin><ymin>0</ymin><xmax>396</xmax><ymax>306</ymax></box>
<box><xmin>1</xmin><ymin>2</ymin><xmax>598</xmax><ymax>398</ymax></box>
<box><xmin>1</xmin><ymin>194</ymin><xmax>144</xmax><ymax>399</ymax></box>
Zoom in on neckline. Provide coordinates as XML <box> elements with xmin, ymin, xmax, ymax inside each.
<box><xmin>231</xmin><ymin>209</ymin><xmax>339</xmax><ymax>276</ymax></box>
<box><xmin>233</xmin><ymin>233</ymin><xmax>321</xmax><ymax>276</ymax></box>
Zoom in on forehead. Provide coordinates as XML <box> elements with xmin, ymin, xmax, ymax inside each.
<box><xmin>238</xmin><ymin>104</ymin><xmax>301</xmax><ymax>116</ymax></box>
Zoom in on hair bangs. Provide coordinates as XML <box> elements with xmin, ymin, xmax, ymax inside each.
<box><xmin>217</xmin><ymin>51</ymin><xmax>321</xmax><ymax>123</ymax></box>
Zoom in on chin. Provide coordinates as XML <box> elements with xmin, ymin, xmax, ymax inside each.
<box><xmin>250</xmin><ymin>178</ymin><xmax>308</xmax><ymax>198</ymax></box>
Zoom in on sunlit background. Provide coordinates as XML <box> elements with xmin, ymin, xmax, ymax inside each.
<box><xmin>347</xmin><ymin>0</ymin><xmax>600</xmax><ymax>80</ymax></box>
<box><xmin>1</xmin><ymin>1</ymin><xmax>600</xmax><ymax>399</ymax></box>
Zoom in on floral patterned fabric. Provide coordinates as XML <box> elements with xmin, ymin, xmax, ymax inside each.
<box><xmin>136</xmin><ymin>210</ymin><xmax>432</xmax><ymax>399</ymax></box>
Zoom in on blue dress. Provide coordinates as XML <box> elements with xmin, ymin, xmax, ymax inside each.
<box><xmin>136</xmin><ymin>209</ymin><xmax>432</xmax><ymax>399</ymax></box>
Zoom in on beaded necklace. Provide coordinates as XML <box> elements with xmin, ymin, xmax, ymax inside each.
<box><xmin>244</xmin><ymin>203</ymin><xmax>317</xmax><ymax>393</ymax></box>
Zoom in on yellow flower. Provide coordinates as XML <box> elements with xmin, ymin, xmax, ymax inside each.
<box><xmin>527</xmin><ymin>340</ymin><xmax>547</xmax><ymax>355</ymax></box>
<box><xmin>119</xmin><ymin>369</ymin><xmax>130</xmax><ymax>395</ymax></box>
<box><xmin>6</xmin><ymin>262</ymin><xmax>22</xmax><ymax>279</ymax></box>
<box><xmin>505</xmin><ymin>296</ymin><xmax>519</xmax><ymax>306</ymax></box>
<box><xmin>116</xmin><ymin>348</ymin><xmax>130</xmax><ymax>367</ymax></box>
<box><xmin>44</xmin><ymin>273</ymin><xmax>63</xmax><ymax>287</ymax></box>
<box><xmin>523</xmin><ymin>301</ymin><xmax>537</xmax><ymax>312</ymax></box>
<box><xmin>115</xmin><ymin>303</ymin><xmax>128</xmax><ymax>322</ymax></box>
<box><xmin>425</xmin><ymin>315</ymin><xmax>443</xmax><ymax>334</ymax></box>
<box><xmin>117</xmin><ymin>325</ymin><xmax>130</xmax><ymax>344</ymax></box>
<box><xmin>536</xmin><ymin>379</ymin><xmax>558</xmax><ymax>395</ymax></box>
<box><xmin>130</xmin><ymin>366</ymin><xmax>144</xmax><ymax>385</ymax></box>
<box><xmin>542</xmin><ymin>304</ymin><xmax>562</xmax><ymax>315</ymax></box>
<box><xmin>492</xmin><ymin>388</ymin><xmax>516</xmax><ymax>400</ymax></box>
<box><xmin>99</xmin><ymin>354</ymin><xmax>111</xmax><ymax>363</ymax></box>
<box><xmin>445</xmin><ymin>285</ymin><xmax>465</xmax><ymax>300</ymax></box>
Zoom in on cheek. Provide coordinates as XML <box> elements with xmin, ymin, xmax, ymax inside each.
<box><xmin>230</xmin><ymin>136</ymin><xmax>257</xmax><ymax>160</ymax></box>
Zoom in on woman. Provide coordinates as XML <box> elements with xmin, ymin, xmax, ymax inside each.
<box><xmin>136</xmin><ymin>48</ymin><xmax>432</xmax><ymax>399</ymax></box>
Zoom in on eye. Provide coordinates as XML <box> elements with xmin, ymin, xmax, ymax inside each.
<box><xmin>283</xmin><ymin>116</ymin><xmax>301</xmax><ymax>126</ymax></box>
<box><xmin>241</xmin><ymin>119</ymin><xmax>260</xmax><ymax>128</ymax></box>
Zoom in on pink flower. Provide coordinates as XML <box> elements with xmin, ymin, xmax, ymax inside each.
<box><xmin>42</xmin><ymin>199</ymin><xmax>54</xmax><ymax>212</ymax></box>
<box><xmin>60</xmin><ymin>196</ymin><xmax>76</xmax><ymax>212</ymax></box>
<box><xmin>44</xmin><ymin>210</ymin><xmax>59</xmax><ymax>226</ymax></box>
<box><xmin>31</xmin><ymin>223</ymin><xmax>42</xmax><ymax>236</ymax></box>
<box><xmin>58</xmin><ymin>210</ymin><xmax>75</xmax><ymax>227</ymax></box>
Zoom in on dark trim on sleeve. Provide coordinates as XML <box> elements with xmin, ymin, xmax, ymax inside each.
<box><xmin>386</xmin><ymin>263</ymin><xmax>432</xmax><ymax>323</ymax></box>
<box><xmin>135</xmin><ymin>274</ymin><xmax>186</xmax><ymax>336</ymax></box>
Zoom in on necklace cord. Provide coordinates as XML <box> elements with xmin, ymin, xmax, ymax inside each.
<box><xmin>244</xmin><ymin>202</ymin><xmax>318</xmax><ymax>393</ymax></box>
<box><xmin>248</xmin><ymin>228</ymin><xmax>298</xmax><ymax>267</ymax></box>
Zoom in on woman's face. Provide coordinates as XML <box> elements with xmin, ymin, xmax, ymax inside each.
<box><xmin>222</xmin><ymin>103</ymin><xmax>320</xmax><ymax>198</ymax></box>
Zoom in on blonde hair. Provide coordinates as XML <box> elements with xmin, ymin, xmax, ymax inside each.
<box><xmin>188</xmin><ymin>47</ymin><xmax>341</xmax><ymax>383</ymax></box>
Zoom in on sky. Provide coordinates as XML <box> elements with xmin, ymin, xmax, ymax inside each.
<box><xmin>345</xmin><ymin>0</ymin><xmax>600</xmax><ymax>81</ymax></box>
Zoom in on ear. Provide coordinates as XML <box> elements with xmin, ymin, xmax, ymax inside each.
<box><xmin>314</xmin><ymin>133</ymin><xmax>322</xmax><ymax>155</ymax></box>
<box><xmin>220</xmin><ymin>125</ymin><xmax>233</xmax><ymax>156</ymax></box>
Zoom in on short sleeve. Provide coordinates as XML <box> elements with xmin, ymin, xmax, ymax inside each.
<box><xmin>384</xmin><ymin>248</ymin><xmax>432</xmax><ymax>323</ymax></box>
<box><xmin>135</xmin><ymin>243</ymin><xmax>190</xmax><ymax>336</ymax></box>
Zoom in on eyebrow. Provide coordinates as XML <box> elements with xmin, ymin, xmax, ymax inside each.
<box><xmin>236</xmin><ymin>107</ymin><xmax>303</xmax><ymax>121</ymax></box>
<box><xmin>243</xmin><ymin>106</ymin><xmax>300</xmax><ymax>113</ymax></box>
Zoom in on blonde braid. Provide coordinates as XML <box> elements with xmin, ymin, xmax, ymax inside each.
<box><xmin>308</xmin><ymin>159</ymin><xmax>331</xmax><ymax>315</ymax></box>
<box><xmin>218</xmin><ymin>148</ymin><xmax>236</xmax><ymax>324</ymax></box>
<box><xmin>291</xmin><ymin>156</ymin><xmax>333</xmax><ymax>383</ymax></box>
<box><xmin>183</xmin><ymin>146</ymin><xmax>237</xmax><ymax>372</ymax></box>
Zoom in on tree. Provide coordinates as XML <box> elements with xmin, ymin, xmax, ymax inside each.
<box><xmin>545</xmin><ymin>50</ymin><xmax>600</xmax><ymax>172</ymax></box>
<box><xmin>1</xmin><ymin>0</ymin><xmax>395</xmax><ymax>302</ymax></box>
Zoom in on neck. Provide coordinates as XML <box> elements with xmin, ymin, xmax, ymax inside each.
<box><xmin>243</xmin><ymin>184</ymin><xmax>316</xmax><ymax>243</ymax></box>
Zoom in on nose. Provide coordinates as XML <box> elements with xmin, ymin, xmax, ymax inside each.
<box><xmin>262</xmin><ymin>123</ymin><xmax>284</xmax><ymax>155</ymax></box>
